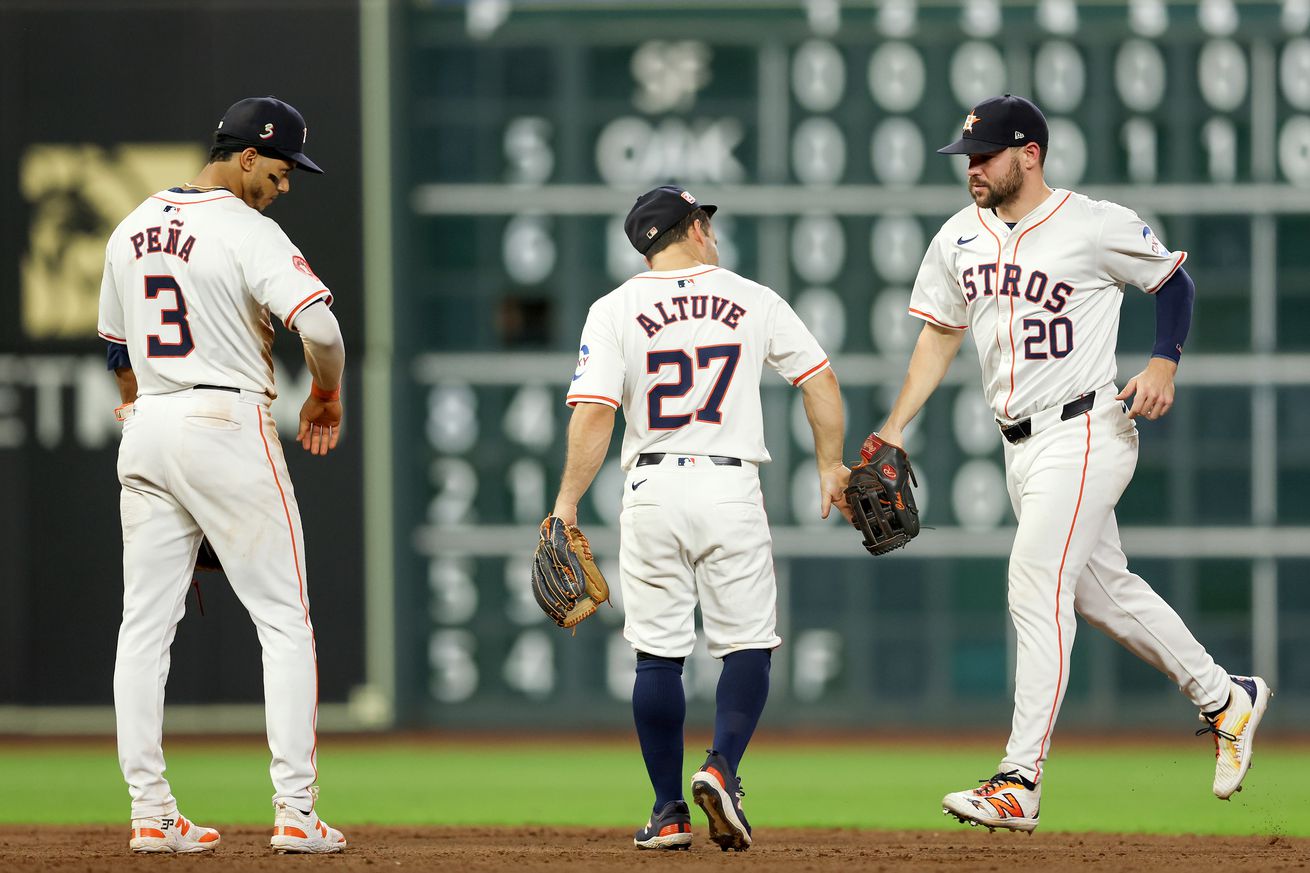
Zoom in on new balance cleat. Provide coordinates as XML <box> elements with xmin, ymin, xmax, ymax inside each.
<box><xmin>129</xmin><ymin>811</ymin><xmax>220</xmax><ymax>854</ymax></box>
<box><xmin>1198</xmin><ymin>674</ymin><xmax>1272</xmax><ymax>800</ymax></box>
<box><xmin>270</xmin><ymin>795</ymin><xmax>347</xmax><ymax>854</ymax></box>
<box><xmin>942</xmin><ymin>771</ymin><xmax>1041</xmax><ymax>833</ymax></box>
<box><xmin>691</xmin><ymin>749</ymin><xmax>752</xmax><ymax>851</ymax></box>
<box><xmin>633</xmin><ymin>800</ymin><xmax>693</xmax><ymax>850</ymax></box>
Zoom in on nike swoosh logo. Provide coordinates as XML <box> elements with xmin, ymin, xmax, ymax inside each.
<box><xmin>957</xmin><ymin>234</ymin><xmax>979</xmax><ymax>245</ymax></box>
<box><xmin>630</xmin><ymin>479</ymin><xmax>648</xmax><ymax>491</ymax></box>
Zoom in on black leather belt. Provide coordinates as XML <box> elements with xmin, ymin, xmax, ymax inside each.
<box><xmin>195</xmin><ymin>384</ymin><xmax>240</xmax><ymax>394</ymax></box>
<box><xmin>998</xmin><ymin>391</ymin><xmax>1096</xmax><ymax>445</ymax></box>
<box><xmin>636</xmin><ymin>453</ymin><xmax>742</xmax><ymax>467</ymax></box>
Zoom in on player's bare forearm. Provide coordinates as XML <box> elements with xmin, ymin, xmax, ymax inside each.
<box><xmin>114</xmin><ymin>367</ymin><xmax>138</xmax><ymax>405</ymax></box>
<box><xmin>552</xmin><ymin>402</ymin><xmax>617</xmax><ymax>526</ymax></box>
<box><xmin>1116</xmin><ymin>356</ymin><xmax>1177</xmax><ymax>420</ymax></box>
<box><xmin>799</xmin><ymin>368</ymin><xmax>852</xmax><ymax>520</ymax></box>
<box><xmin>878</xmin><ymin>322</ymin><xmax>965</xmax><ymax>444</ymax></box>
<box><xmin>800</xmin><ymin>368</ymin><xmax>845</xmax><ymax>469</ymax></box>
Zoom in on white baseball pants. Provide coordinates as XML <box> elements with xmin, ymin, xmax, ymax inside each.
<box><xmin>619</xmin><ymin>455</ymin><xmax>782</xmax><ymax>659</ymax></box>
<box><xmin>114</xmin><ymin>388</ymin><xmax>319</xmax><ymax>818</ymax></box>
<box><xmin>999</xmin><ymin>394</ymin><xmax>1231</xmax><ymax>784</ymax></box>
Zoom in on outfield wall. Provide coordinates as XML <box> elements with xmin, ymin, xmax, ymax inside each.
<box><xmin>1</xmin><ymin>0</ymin><xmax>1307</xmax><ymax>733</ymax></box>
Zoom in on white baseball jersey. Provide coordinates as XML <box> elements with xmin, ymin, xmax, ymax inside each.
<box><xmin>908</xmin><ymin>189</ymin><xmax>1186</xmax><ymax>421</ymax></box>
<box><xmin>906</xmin><ymin>187</ymin><xmax>1231</xmax><ymax>790</ymax></box>
<box><xmin>566</xmin><ymin>265</ymin><xmax>830</xmax><ymax>469</ymax></box>
<box><xmin>101</xmin><ymin>185</ymin><xmax>330</xmax><ymax>819</ymax></box>
<box><xmin>98</xmin><ymin>188</ymin><xmax>332</xmax><ymax>398</ymax></box>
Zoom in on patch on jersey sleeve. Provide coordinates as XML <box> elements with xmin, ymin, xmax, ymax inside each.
<box><xmin>572</xmin><ymin>344</ymin><xmax>590</xmax><ymax>382</ymax></box>
<box><xmin>292</xmin><ymin>254</ymin><xmax>320</xmax><ymax>280</ymax></box>
<box><xmin>1141</xmin><ymin>225</ymin><xmax>1167</xmax><ymax>256</ymax></box>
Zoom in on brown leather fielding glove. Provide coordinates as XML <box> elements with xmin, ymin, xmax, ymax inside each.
<box><xmin>844</xmin><ymin>433</ymin><xmax>920</xmax><ymax>556</ymax></box>
<box><xmin>530</xmin><ymin>516</ymin><xmax>610</xmax><ymax>630</ymax></box>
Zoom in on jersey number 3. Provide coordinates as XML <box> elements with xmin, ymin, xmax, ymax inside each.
<box><xmin>647</xmin><ymin>344</ymin><xmax>741</xmax><ymax>430</ymax></box>
<box><xmin>145</xmin><ymin>275</ymin><xmax>195</xmax><ymax>358</ymax></box>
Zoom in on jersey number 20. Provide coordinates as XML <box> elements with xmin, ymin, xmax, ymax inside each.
<box><xmin>647</xmin><ymin>344</ymin><xmax>741</xmax><ymax>430</ymax></box>
<box><xmin>1022</xmin><ymin>316</ymin><xmax>1073</xmax><ymax>360</ymax></box>
<box><xmin>145</xmin><ymin>275</ymin><xmax>195</xmax><ymax>358</ymax></box>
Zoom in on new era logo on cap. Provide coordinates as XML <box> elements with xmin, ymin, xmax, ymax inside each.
<box><xmin>937</xmin><ymin>94</ymin><xmax>1049</xmax><ymax>156</ymax></box>
<box><xmin>213</xmin><ymin>96</ymin><xmax>325</xmax><ymax>174</ymax></box>
<box><xmin>623</xmin><ymin>185</ymin><xmax>719</xmax><ymax>255</ymax></box>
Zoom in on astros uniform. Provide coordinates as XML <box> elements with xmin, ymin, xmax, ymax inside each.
<box><xmin>567</xmin><ymin>264</ymin><xmax>830</xmax><ymax>658</ymax></box>
<box><xmin>98</xmin><ymin>186</ymin><xmax>332</xmax><ymax>818</ymax></box>
<box><xmin>910</xmin><ymin>189</ymin><xmax>1232</xmax><ymax>782</ymax></box>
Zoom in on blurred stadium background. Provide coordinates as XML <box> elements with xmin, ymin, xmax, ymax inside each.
<box><xmin>2</xmin><ymin>0</ymin><xmax>1308</xmax><ymax>751</ymax></box>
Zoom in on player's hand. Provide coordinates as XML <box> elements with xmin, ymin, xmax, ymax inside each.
<box><xmin>550</xmin><ymin>501</ymin><xmax>579</xmax><ymax>527</ymax></box>
<box><xmin>297</xmin><ymin>396</ymin><xmax>342</xmax><ymax>455</ymax></box>
<box><xmin>1116</xmin><ymin>357</ymin><xmax>1177</xmax><ymax>421</ymax></box>
<box><xmin>819</xmin><ymin>463</ymin><xmax>853</xmax><ymax>521</ymax></box>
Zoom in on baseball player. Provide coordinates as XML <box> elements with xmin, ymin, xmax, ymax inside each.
<box><xmin>98</xmin><ymin>96</ymin><xmax>347</xmax><ymax>854</ymax></box>
<box><xmin>555</xmin><ymin>186</ymin><xmax>850</xmax><ymax>851</ymax></box>
<box><xmin>875</xmin><ymin>95</ymin><xmax>1271</xmax><ymax>832</ymax></box>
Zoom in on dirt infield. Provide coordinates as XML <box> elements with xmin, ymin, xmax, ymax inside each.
<box><xmin>2</xmin><ymin>827</ymin><xmax>1308</xmax><ymax>872</ymax></box>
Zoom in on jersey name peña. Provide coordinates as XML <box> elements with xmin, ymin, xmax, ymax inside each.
<box><xmin>129</xmin><ymin>220</ymin><xmax>198</xmax><ymax>263</ymax></box>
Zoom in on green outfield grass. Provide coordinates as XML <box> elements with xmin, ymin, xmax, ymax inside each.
<box><xmin>2</xmin><ymin>739</ymin><xmax>1304</xmax><ymax>835</ymax></box>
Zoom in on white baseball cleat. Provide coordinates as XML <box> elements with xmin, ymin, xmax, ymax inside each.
<box><xmin>1198</xmin><ymin>674</ymin><xmax>1272</xmax><ymax>800</ymax></box>
<box><xmin>942</xmin><ymin>771</ymin><xmax>1041</xmax><ymax>833</ymax></box>
<box><xmin>270</xmin><ymin>793</ymin><xmax>347</xmax><ymax>854</ymax></box>
<box><xmin>129</xmin><ymin>811</ymin><xmax>220</xmax><ymax>853</ymax></box>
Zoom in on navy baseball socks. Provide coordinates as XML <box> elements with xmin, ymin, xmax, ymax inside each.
<box><xmin>688</xmin><ymin>648</ymin><xmax>771</xmax><ymax>851</ymax></box>
<box><xmin>631</xmin><ymin>654</ymin><xmax>686</xmax><ymax>824</ymax></box>
<box><xmin>712</xmin><ymin>648</ymin><xmax>771</xmax><ymax>771</ymax></box>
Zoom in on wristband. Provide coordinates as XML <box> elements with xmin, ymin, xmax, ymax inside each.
<box><xmin>311</xmin><ymin>382</ymin><xmax>340</xmax><ymax>402</ymax></box>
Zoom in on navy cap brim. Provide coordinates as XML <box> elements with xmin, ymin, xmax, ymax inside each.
<box><xmin>216</xmin><ymin>134</ymin><xmax>324</xmax><ymax>174</ymax></box>
<box><xmin>701</xmin><ymin>204</ymin><xmax>718</xmax><ymax>217</ymax></box>
<box><xmin>284</xmin><ymin>150</ymin><xmax>324</xmax><ymax>174</ymax></box>
<box><xmin>937</xmin><ymin>137</ymin><xmax>1012</xmax><ymax>155</ymax></box>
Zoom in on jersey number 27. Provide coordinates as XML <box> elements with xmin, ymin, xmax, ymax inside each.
<box><xmin>647</xmin><ymin>344</ymin><xmax>740</xmax><ymax>430</ymax></box>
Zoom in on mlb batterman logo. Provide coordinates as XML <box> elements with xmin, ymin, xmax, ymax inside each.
<box><xmin>646</xmin><ymin>226</ymin><xmax>659</xmax><ymax>239</ymax></box>
<box><xmin>680</xmin><ymin>190</ymin><xmax>697</xmax><ymax>205</ymax></box>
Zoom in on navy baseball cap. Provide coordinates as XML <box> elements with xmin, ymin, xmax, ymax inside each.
<box><xmin>937</xmin><ymin>94</ymin><xmax>1049</xmax><ymax>155</ymax></box>
<box><xmin>624</xmin><ymin>186</ymin><xmax>718</xmax><ymax>254</ymax></box>
<box><xmin>214</xmin><ymin>96</ymin><xmax>324</xmax><ymax>174</ymax></box>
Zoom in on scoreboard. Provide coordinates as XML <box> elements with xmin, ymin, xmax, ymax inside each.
<box><xmin>389</xmin><ymin>1</ymin><xmax>1310</xmax><ymax>727</ymax></box>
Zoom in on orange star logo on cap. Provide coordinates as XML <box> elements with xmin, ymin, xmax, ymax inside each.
<box><xmin>963</xmin><ymin>112</ymin><xmax>981</xmax><ymax>133</ymax></box>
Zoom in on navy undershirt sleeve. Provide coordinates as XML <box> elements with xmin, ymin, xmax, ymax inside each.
<box><xmin>106</xmin><ymin>340</ymin><xmax>131</xmax><ymax>371</ymax></box>
<box><xmin>1151</xmin><ymin>266</ymin><xmax>1194</xmax><ymax>363</ymax></box>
